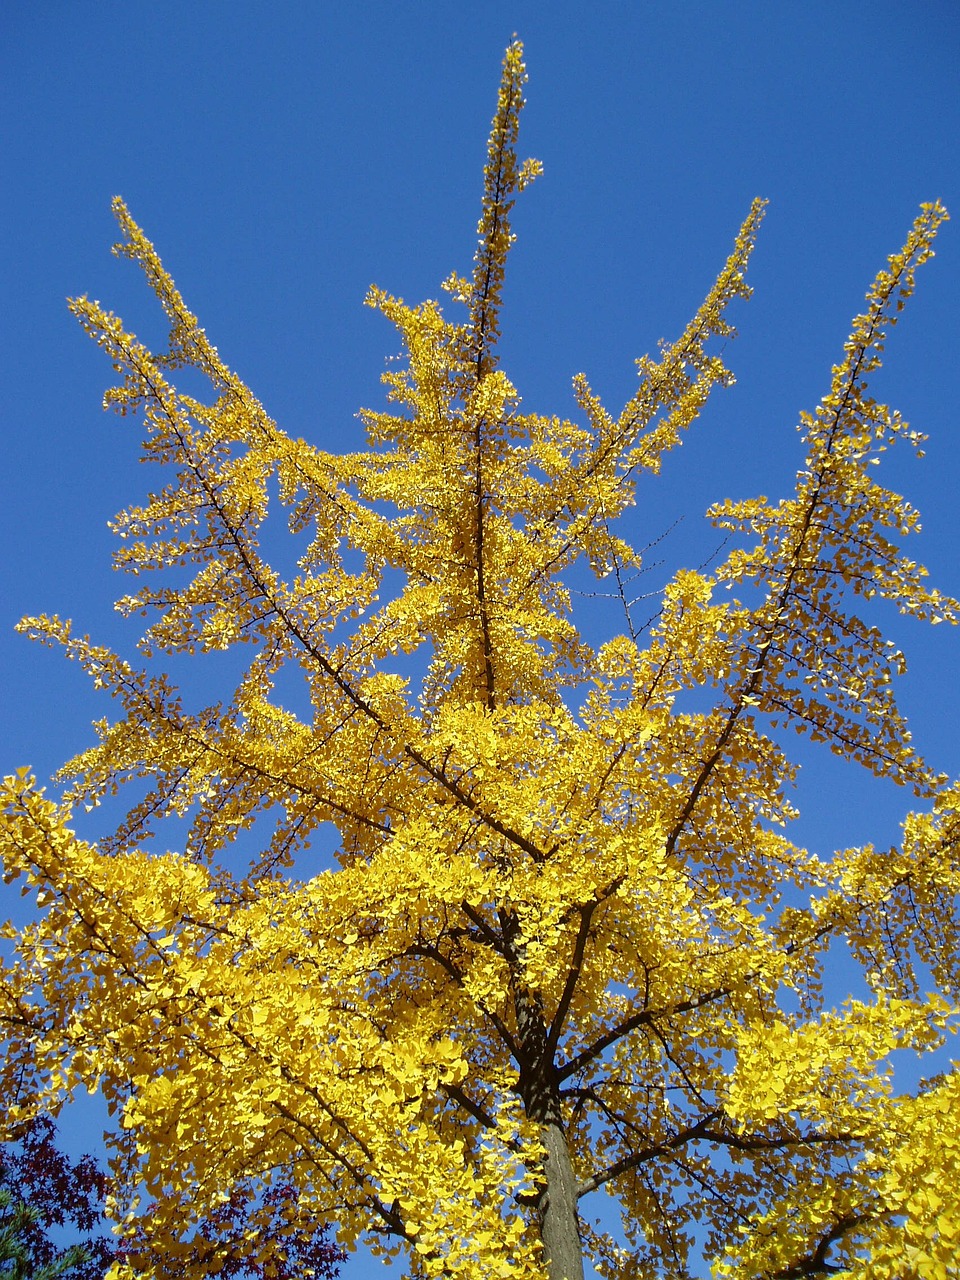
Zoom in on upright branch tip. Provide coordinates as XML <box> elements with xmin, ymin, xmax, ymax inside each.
<box><xmin>470</xmin><ymin>41</ymin><xmax>542</xmax><ymax>380</ymax></box>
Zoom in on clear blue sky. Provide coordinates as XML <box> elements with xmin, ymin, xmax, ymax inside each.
<box><xmin>2</xmin><ymin>0</ymin><xmax>959</xmax><ymax>1272</ymax></box>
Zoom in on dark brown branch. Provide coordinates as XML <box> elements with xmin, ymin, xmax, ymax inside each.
<box><xmin>699</xmin><ymin>1126</ymin><xmax>854</xmax><ymax>1153</ymax></box>
<box><xmin>473</xmin><ymin>408</ymin><xmax>497</xmax><ymax>711</ymax></box>
<box><xmin>664</xmin><ymin>253</ymin><xmax>911</xmax><ymax>859</ymax></box>
<box><xmin>125</xmin><ymin>345</ymin><xmax>552</xmax><ymax>866</ymax></box>
<box><xmin>576</xmin><ymin>1111</ymin><xmax>721</xmax><ymax>1198</ymax></box>
<box><xmin>441</xmin><ymin>1081</ymin><xmax>498</xmax><ymax>1131</ymax></box>
<box><xmin>548</xmin><ymin>900</ymin><xmax>599</xmax><ymax>1055</ymax></box>
<box><xmin>770</xmin><ymin>1213</ymin><xmax>868</xmax><ymax>1278</ymax></box>
<box><xmin>558</xmin><ymin>985</ymin><xmax>729</xmax><ymax>1081</ymax></box>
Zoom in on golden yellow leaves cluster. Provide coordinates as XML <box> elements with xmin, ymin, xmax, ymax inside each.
<box><xmin>2</xmin><ymin>40</ymin><xmax>958</xmax><ymax>1280</ymax></box>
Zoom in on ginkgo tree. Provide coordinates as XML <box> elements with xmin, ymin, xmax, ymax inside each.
<box><xmin>2</xmin><ymin>40</ymin><xmax>959</xmax><ymax>1280</ymax></box>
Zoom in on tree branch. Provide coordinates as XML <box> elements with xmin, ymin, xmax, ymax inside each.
<box><xmin>577</xmin><ymin>1111</ymin><xmax>721</xmax><ymax>1198</ymax></box>
<box><xmin>548</xmin><ymin>900</ymin><xmax>599</xmax><ymax>1055</ymax></box>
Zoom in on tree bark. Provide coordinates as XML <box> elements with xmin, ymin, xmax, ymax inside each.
<box><xmin>511</xmin><ymin>976</ymin><xmax>585</xmax><ymax>1280</ymax></box>
<box><xmin>538</xmin><ymin>1121</ymin><xmax>585</xmax><ymax>1280</ymax></box>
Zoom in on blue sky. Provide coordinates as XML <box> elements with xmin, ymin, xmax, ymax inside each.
<box><xmin>2</xmin><ymin>0</ymin><xmax>959</xmax><ymax>1271</ymax></box>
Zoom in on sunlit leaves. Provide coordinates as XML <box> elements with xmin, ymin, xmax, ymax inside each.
<box><xmin>1</xmin><ymin>39</ymin><xmax>957</xmax><ymax>1280</ymax></box>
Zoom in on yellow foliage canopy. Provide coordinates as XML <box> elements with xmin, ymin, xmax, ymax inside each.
<box><xmin>2</xmin><ymin>41</ymin><xmax>959</xmax><ymax>1280</ymax></box>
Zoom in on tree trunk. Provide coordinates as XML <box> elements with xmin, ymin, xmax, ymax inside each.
<box><xmin>538</xmin><ymin>1120</ymin><xmax>585</xmax><ymax>1280</ymax></box>
<box><xmin>511</xmin><ymin>975</ymin><xmax>585</xmax><ymax>1280</ymax></box>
